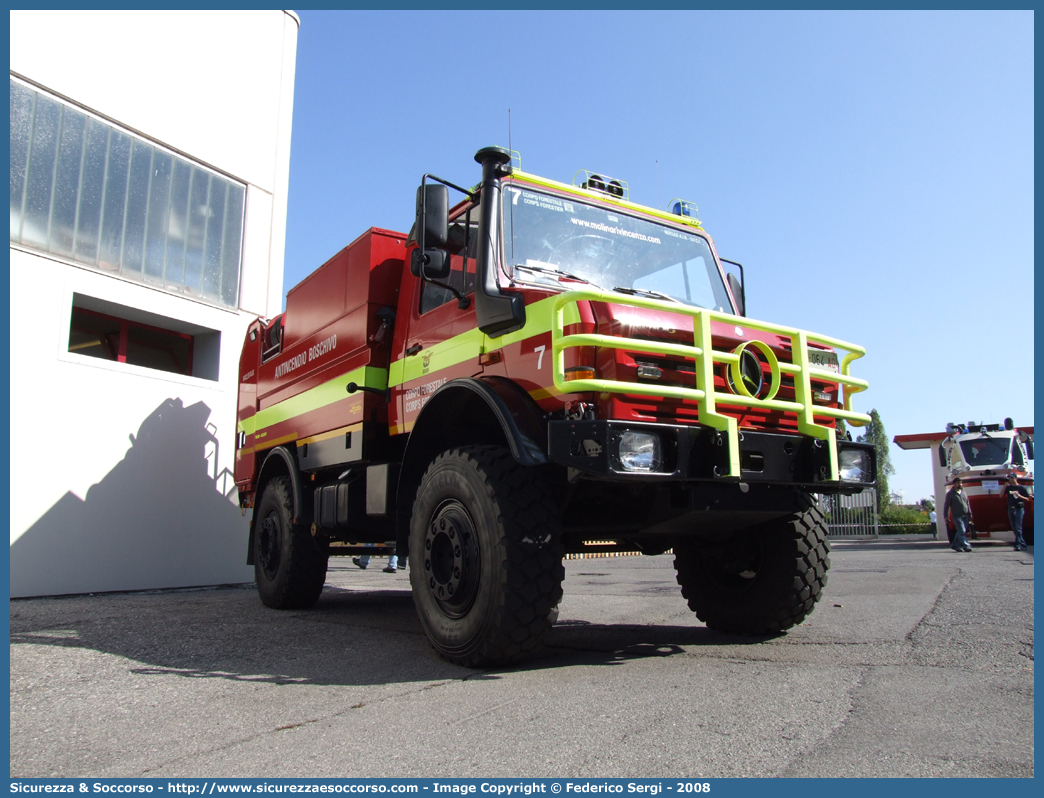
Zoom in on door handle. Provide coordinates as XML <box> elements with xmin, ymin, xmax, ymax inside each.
<box><xmin>406</xmin><ymin>343</ymin><xmax>423</xmax><ymax>356</ymax></box>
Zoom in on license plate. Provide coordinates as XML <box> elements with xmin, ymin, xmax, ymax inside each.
<box><xmin>982</xmin><ymin>480</ymin><xmax>1000</xmax><ymax>494</ymax></box>
<box><xmin>808</xmin><ymin>348</ymin><xmax>839</xmax><ymax>373</ymax></box>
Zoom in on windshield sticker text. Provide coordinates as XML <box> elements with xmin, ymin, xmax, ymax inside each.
<box><xmin>569</xmin><ymin>217</ymin><xmax>661</xmax><ymax>244</ymax></box>
<box><xmin>520</xmin><ymin>191</ymin><xmax>573</xmax><ymax>214</ymax></box>
<box><xmin>662</xmin><ymin>227</ymin><xmax>695</xmax><ymax>241</ymax></box>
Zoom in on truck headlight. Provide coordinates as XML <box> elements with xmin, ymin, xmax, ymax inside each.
<box><xmin>618</xmin><ymin>431</ymin><xmax>661</xmax><ymax>472</ymax></box>
<box><xmin>839</xmin><ymin>448</ymin><xmax>871</xmax><ymax>482</ymax></box>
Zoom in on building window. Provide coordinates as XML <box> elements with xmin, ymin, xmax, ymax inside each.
<box><xmin>67</xmin><ymin>294</ymin><xmax>221</xmax><ymax>381</ymax></box>
<box><xmin>69</xmin><ymin>307</ymin><xmax>193</xmax><ymax>376</ymax></box>
<box><xmin>10</xmin><ymin>78</ymin><xmax>245</xmax><ymax>309</ymax></box>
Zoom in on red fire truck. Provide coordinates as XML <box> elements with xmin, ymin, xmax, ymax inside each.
<box><xmin>235</xmin><ymin>147</ymin><xmax>876</xmax><ymax>666</ymax></box>
<box><xmin>894</xmin><ymin>421</ymin><xmax>1034</xmax><ymax>546</ymax></box>
<box><xmin>941</xmin><ymin>420</ymin><xmax>1034</xmax><ymax>545</ymax></box>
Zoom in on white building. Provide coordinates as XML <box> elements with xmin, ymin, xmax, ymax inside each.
<box><xmin>9</xmin><ymin>10</ymin><xmax>299</xmax><ymax>597</ymax></box>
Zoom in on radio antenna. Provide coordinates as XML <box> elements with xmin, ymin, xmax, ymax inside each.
<box><xmin>508</xmin><ymin>109</ymin><xmax>514</xmax><ymax>263</ymax></box>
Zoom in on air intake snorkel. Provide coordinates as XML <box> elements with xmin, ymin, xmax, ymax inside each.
<box><xmin>474</xmin><ymin>146</ymin><xmax>526</xmax><ymax>336</ymax></box>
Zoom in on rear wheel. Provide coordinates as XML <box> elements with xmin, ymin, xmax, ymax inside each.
<box><xmin>409</xmin><ymin>446</ymin><xmax>564</xmax><ymax>667</ymax></box>
<box><xmin>674</xmin><ymin>493</ymin><xmax>829</xmax><ymax>634</ymax></box>
<box><xmin>254</xmin><ymin>476</ymin><xmax>328</xmax><ymax>609</ymax></box>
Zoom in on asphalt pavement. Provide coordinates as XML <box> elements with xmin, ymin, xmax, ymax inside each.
<box><xmin>9</xmin><ymin>536</ymin><xmax>1034</xmax><ymax>778</ymax></box>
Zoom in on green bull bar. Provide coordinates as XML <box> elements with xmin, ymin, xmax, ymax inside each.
<box><xmin>550</xmin><ymin>288</ymin><xmax>871</xmax><ymax>481</ymax></box>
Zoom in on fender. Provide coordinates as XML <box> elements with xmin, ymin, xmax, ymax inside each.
<box><xmin>394</xmin><ymin>376</ymin><xmax>550</xmax><ymax>554</ymax></box>
<box><xmin>412</xmin><ymin>376</ymin><xmax>548</xmax><ymax>467</ymax></box>
<box><xmin>246</xmin><ymin>445</ymin><xmax>306</xmax><ymax>565</ymax></box>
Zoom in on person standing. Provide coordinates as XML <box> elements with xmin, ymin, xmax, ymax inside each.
<box><xmin>383</xmin><ymin>551</ymin><xmax>408</xmax><ymax>574</ymax></box>
<box><xmin>929</xmin><ymin>509</ymin><xmax>938</xmax><ymax>540</ymax></box>
<box><xmin>943</xmin><ymin>477</ymin><xmax>974</xmax><ymax>552</ymax></box>
<box><xmin>1003</xmin><ymin>473</ymin><xmax>1033</xmax><ymax>551</ymax></box>
<box><xmin>353</xmin><ymin>549</ymin><xmax>407</xmax><ymax>573</ymax></box>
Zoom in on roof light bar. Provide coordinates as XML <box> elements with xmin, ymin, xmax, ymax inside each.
<box><xmin>574</xmin><ymin>170</ymin><xmax>628</xmax><ymax>200</ymax></box>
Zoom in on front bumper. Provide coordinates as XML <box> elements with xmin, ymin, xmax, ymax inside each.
<box><xmin>548</xmin><ymin>419</ymin><xmax>876</xmax><ymax>494</ymax></box>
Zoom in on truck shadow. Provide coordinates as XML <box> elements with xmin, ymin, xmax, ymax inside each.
<box><xmin>9</xmin><ymin>397</ymin><xmax>251</xmax><ymax>598</ymax></box>
<box><xmin>545</xmin><ymin>620</ymin><xmax>776</xmax><ymax>663</ymax></box>
<box><xmin>10</xmin><ymin>583</ymin><xmax>773</xmax><ymax>686</ymax></box>
<box><xmin>8</xmin><ymin>391</ymin><xmax>779</xmax><ymax>686</ymax></box>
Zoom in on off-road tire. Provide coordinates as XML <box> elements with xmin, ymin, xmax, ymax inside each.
<box><xmin>254</xmin><ymin>476</ymin><xmax>328</xmax><ymax>609</ymax></box>
<box><xmin>409</xmin><ymin>446</ymin><xmax>564</xmax><ymax>667</ymax></box>
<box><xmin>674</xmin><ymin>493</ymin><xmax>829</xmax><ymax>634</ymax></box>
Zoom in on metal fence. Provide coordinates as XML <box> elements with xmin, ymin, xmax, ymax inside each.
<box><xmin>817</xmin><ymin>489</ymin><xmax>879</xmax><ymax>538</ymax></box>
<box><xmin>568</xmin><ymin>489</ymin><xmax>883</xmax><ymax>550</ymax></box>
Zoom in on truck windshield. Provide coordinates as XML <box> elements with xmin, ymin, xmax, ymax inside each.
<box><xmin>959</xmin><ymin>437</ymin><xmax>1011</xmax><ymax>466</ymax></box>
<box><xmin>502</xmin><ymin>186</ymin><xmax>734</xmax><ymax>312</ymax></box>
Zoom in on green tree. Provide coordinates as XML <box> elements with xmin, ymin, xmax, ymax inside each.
<box><xmin>879</xmin><ymin>504</ymin><xmax>929</xmax><ymax>534</ymax></box>
<box><xmin>857</xmin><ymin>408</ymin><xmax>895</xmax><ymax>513</ymax></box>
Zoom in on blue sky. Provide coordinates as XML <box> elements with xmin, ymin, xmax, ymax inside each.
<box><xmin>282</xmin><ymin>10</ymin><xmax>1033</xmax><ymax>504</ymax></box>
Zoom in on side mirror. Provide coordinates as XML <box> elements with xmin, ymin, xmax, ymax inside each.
<box><xmin>726</xmin><ymin>272</ymin><xmax>745</xmax><ymax>316</ymax></box>
<box><xmin>937</xmin><ymin>445</ymin><xmax>947</xmax><ymax>468</ymax></box>
<box><xmin>410</xmin><ymin>248</ymin><xmax>451</xmax><ymax>280</ymax></box>
<box><xmin>416</xmin><ymin>183</ymin><xmax>448</xmax><ymax>250</ymax></box>
<box><xmin>720</xmin><ymin>259</ymin><xmax>745</xmax><ymax>317</ymax></box>
<box><xmin>1026</xmin><ymin>440</ymin><xmax>1034</xmax><ymax>460</ymax></box>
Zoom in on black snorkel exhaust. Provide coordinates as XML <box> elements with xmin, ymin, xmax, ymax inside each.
<box><xmin>474</xmin><ymin>146</ymin><xmax>526</xmax><ymax>337</ymax></box>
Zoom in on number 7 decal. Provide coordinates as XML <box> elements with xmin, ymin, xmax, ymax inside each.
<box><xmin>534</xmin><ymin>344</ymin><xmax>545</xmax><ymax>370</ymax></box>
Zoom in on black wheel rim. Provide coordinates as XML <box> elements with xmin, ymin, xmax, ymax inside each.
<box><xmin>423</xmin><ymin>499</ymin><xmax>480</xmax><ymax>619</ymax></box>
<box><xmin>704</xmin><ymin>531</ymin><xmax>764</xmax><ymax>594</ymax></box>
<box><xmin>258</xmin><ymin>511</ymin><xmax>283</xmax><ymax>581</ymax></box>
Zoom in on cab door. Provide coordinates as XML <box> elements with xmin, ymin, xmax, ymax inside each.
<box><xmin>393</xmin><ymin>205</ymin><xmax>481</xmax><ymax>434</ymax></box>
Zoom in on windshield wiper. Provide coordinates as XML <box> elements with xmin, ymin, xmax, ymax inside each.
<box><xmin>513</xmin><ymin>264</ymin><xmax>604</xmax><ymax>293</ymax></box>
<box><xmin>613</xmin><ymin>286</ymin><xmax>680</xmax><ymax>303</ymax></box>
<box><xmin>514</xmin><ymin>264</ymin><xmax>589</xmax><ymax>282</ymax></box>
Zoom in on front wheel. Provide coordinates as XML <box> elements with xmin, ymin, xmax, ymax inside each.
<box><xmin>254</xmin><ymin>476</ymin><xmax>328</xmax><ymax>609</ymax></box>
<box><xmin>674</xmin><ymin>493</ymin><xmax>830</xmax><ymax>634</ymax></box>
<box><xmin>409</xmin><ymin>446</ymin><xmax>564</xmax><ymax>667</ymax></box>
